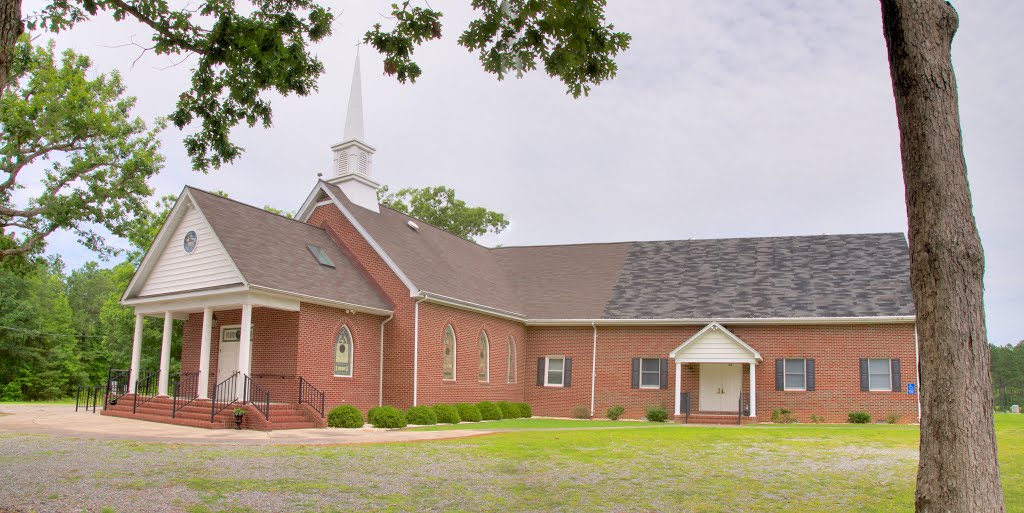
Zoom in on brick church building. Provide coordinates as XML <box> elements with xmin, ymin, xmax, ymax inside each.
<box><xmin>109</xmin><ymin>55</ymin><xmax>919</xmax><ymax>429</ymax></box>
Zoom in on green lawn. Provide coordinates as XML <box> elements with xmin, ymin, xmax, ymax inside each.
<box><xmin>0</xmin><ymin>397</ymin><xmax>77</xmax><ymax>405</ymax></box>
<box><xmin>1</xmin><ymin>414</ymin><xmax>1020</xmax><ymax>512</ymax></box>
<box><xmin>407</xmin><ymin>417</ymin><xmax>667</xmax><ymax>431</ymax></box>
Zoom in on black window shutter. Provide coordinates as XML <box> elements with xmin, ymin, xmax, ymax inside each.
<box><xmin>806</xmin><ymin>359</ymin><xmax>815</xmax><ymax>391</ymax></box>
<box><xmin>536</xmin><ymin>357</ymin><xmax>545</xmax><ymax>386</ymax></box>
<box><xmin>775</xmin><ymin>359</ymin><xmax>784</xmax><ymax>391</ymax></box>
<box><xmin>891</xmin><ymin>359</ymin><xmax>901</xmax><ymax>392</ymax></box>
<box><xmin>659</xmin><ymin>358</ymin><xmax>669</xmax><ymax>390</ymax></box>
<box><xmin>859</xmin><ymin>358</ymin><xmax>869</xmax><ymax>392</ymax></box>
<box><xmin>630</xmin><ymin>358</ymin><xmax>640</xmax><ymax>389</ymax></box>
<box><xmin>564</xmin><ymin>358</ymin><xmax>573</xmax><ymax>387</ymax></box>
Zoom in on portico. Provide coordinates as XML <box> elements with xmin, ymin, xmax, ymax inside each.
<box><xmin>669</xmin><ymin>322</ymin><xmax>762</xmax><ymax>418</ymax></box>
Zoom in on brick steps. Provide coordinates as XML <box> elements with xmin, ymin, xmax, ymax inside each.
<box><xmin>675</xmin><ymin>414</ymin><xmax>758</xmax><ymax>425</ymax></box>
<box><xmin>101</xmin><ymin>394</ymin><xmax>325</xmax><ymax>430</ymax></box>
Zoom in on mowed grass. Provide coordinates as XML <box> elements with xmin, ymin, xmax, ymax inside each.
<box><xmin>407</xmin><ymin>417</ymin><xmax>666</xmax><ymax>431</ymax></box>
<box><xmin>2</xmin><ymin>415</ymin><xmax>1021</xmax><ymax>512</ymax></box>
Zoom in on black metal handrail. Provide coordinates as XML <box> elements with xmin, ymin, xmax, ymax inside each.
<box><xmin>210</xmin><ymin>371</ymin><xmax>239</xmax><ymax>423</ymax></box>
<box><xmin>132</xmin><ymin>370</ymin><xmax>159</xmax><ymax>414</ymax></box>
<box><xmin>298</xmin><ymin>376</ymin><xmax>325</xmax><ymax>418</ymax></box>
<box><xmin>738</xmin><ymin>392</ymin><xmax>751</xmax><ymax>425</ymax></box>
<box><xmin>75</xmin><ymin>385</ymin><xmax>104</xmax><ymax>413</ymax></box>
<box><xmin>244</xmin><ymin>374</ymin><xmax>270</xmax><ymax>421</ymax></box>
<box><xmin>104</xmin><ymin>368</ymin><xmax>131</xmax><ymax>409</ymax></box>
<box><xmin>679</xmin><ymin>391</ymin><xmax>691</xmax><ymax>424</ymax></box>
<box><xmin>172</xmin><ymin>371</ymin><xmax>200</xmax><ymax>418</ymax></box>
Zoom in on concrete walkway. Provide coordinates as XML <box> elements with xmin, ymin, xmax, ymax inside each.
<box><xmin>0</xmin><ymin>404</ymin><xmax>492</xmax><ymax>446</ymax></box>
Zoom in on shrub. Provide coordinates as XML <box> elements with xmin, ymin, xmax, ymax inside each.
<box><xmin>456</xmin><ymin>403</ymin><xmax>482</xmax><ymax>422</ymax></box>
<box><xmin>645</xmin><ymin>404</ymin><xmax>669</xmax><ymax>422</ymax></box>
<box><xmin>431</xmin><ymin>404</ymin><xmax>461</xmax><ymax>424</ymax></box>
<box><xmin>771</xmin><ymin>408</ymin><xmax>796</xmax><ymax>424</ymax></box>
<box><xmin>885</xmin><ymin>412</ymin><xmax>901</xmax><ymax>424</ymax></box>
<box><xmin>515</xmin><ymin>403</ymin><xmax>532</xmax><ymax>418</ymax></box>
<box><xmin>571</xmin><ymin>405</ymin><xmax>591</xmax><ymax>419</ymax></box>
<box><xmin>848</xmin><ymin>411</ymin><xmax>872</xmax><ymax>424</ymax></box>
<box><xmin>497</xmin><ymin>401</ymin><xmax>519</xmax><ymax>419</ymax></box>
<box><xmin>327</xmin><ymin>405</ymin><xmax>364</xmax><ymax>428</ymax></box>
<box><xmin>405</xmin><ymin>406</ymin><xmax>437</xmax><ymax>425</ymax></box>
<box><xmin>476</xmin><ymin>401</ymin><xmax>503</xmax><ymax>420</ymax></box>
<box><xmin>810</xmin><ymin>414</ymin><xmax>825</xmax><ymax>424</ymax></box>
<box><xmin>367</xmin><ymin>406</ymin><xmax>385</xmax><ymax>426</ymax></box>
<box><xmin>606</xmin><ymin>405</ymin><xmax>626</xmax><ymax>421</ymax></box>
<box><xmin>370</xmin><ymin>406</ymin><xmax>407</xmax><ymax>428</ymax></box>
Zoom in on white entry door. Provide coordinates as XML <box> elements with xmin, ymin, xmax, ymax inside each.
<box><xmin>216</xmin><ymin>329</ymin><xmax>240</xmax><ymax>391</ymax></box>
<box><xmin>699</xmin><ymin>364</ymin><xmax>742</xmax><ymax>412</ymax></box>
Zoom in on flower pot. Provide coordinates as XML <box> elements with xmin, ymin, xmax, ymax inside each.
<box><xmin>234</xmin><ymin>414</ymin><xmax>244</xmax><ymax>430</ymax></box>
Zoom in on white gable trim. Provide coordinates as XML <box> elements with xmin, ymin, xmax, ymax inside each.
<box><xmin>296</xmin><ymin>182</ymin><xmax>419</xmax><ymax>296</ymax></box>
<box><xmin>123</xmin><ymin>189</ymin><xmax>247</xmax><ymax>301</ymax></box>
<box><xmin>669</xmin><ymin>322</ymin><xmax>762</xmax><ymax>363</ymax></box>
<box><xmin>124</xmin><ymin>285</ymin><xmax>393</xmax><ymax>318</ymax></box>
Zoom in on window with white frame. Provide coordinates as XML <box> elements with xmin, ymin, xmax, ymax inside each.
<box><xmin>784</xmin><ymin>359</ymin><xmax>807</xmax><ymax>391</ymax></box>
<box><xmin>334</xmin><ymin>326</ymin><xmax>353</xmax><ymax>377</ymax></box>
<box><xmin>639</xmin><ymin>358</ymin><xmax>661</xmax><ymax>388</ymax></box>
<box><xmin>442</xmin><ymin>325</ymin><xmax>456</xmax><ymax>380</ymax></box>
<box><xmin>507</xmin><ymin>336</ymin><xmax>517</xmax><ymax>384</ymax></box>
<box><xmin>868</xmin><ymin>358</ymin><xmax>892</xmax><ymax>391</ymax></box>
<box><xmin>545</xmin><ymin>357</ymin><xmax>565</xmax><ymax>387</ymax></box>
<box><xmin>478</xmin><ymin>331</ymin><xmax>489</xmax><ymax>382</ymax></box>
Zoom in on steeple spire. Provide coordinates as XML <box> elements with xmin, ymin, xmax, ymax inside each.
<box><xmin>342</xmin><ymin>50</ymin><xmax>364</xmax><ymax>141</ymax></box>
<box><xmin>328</xmin><ymin>48</ymin><xmax>381</xmax><ymax>213</ymax></box>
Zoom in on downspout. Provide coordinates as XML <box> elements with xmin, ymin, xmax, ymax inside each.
<box><xmin>914</xmin><ymin>325</ymin><xmax>921</xmax><ymax>422</ymax></box>
<box><xmin>413</xmin><ymin>297</ymin><xmax>425</xmax><ymax>407</ymax></box>
<box><xmin>378</xmin><ymin>313</ymin><xmax>393</xmax><ymax>407</ymax></box>
<box><xmin>590</xmin><ymin>322</ymin><xmax>598</xmax><ymax>418</ymax></box>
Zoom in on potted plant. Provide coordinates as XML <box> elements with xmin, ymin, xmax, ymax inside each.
<box><xmin>233</xmin><ymin>407</ymin><xmax>247</xmax><ymax>430</ymax></box>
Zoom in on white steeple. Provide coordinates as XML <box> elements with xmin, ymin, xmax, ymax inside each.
<box><xmin>328</xmin><ymin>48</ymin><xmax>380</xmax><ymax>213</ymax></box>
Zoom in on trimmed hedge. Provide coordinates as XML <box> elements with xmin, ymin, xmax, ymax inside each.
<box><xmin>645</xmin><ymin>404</ymin><xmax>669</xmax><ymax>422</ymax></box>
<box><xmin>370</xmin><ymin>406</ymin><xmax>407</xmax><ymax>428</ymax></box>
<box><xmin>455</xmin><ymin>403</ymin><xmax>482</xmax><ymax>422</ymax></box>
<box><xmin>515</xmin><ymin>403</ymin><xmax>532</xmax><ymax>418</ymax></box>
<box><xmin>431</xmin><ymin>404</ymin><xmax>461</xmax><ymax>424</ymax></box>
<box><xmin>405</xmin><ymin>405</ymin><xmax>437</xmax><ymax>425</ymax></box>
<box><xmin>327</xmin><ymin>405</ymin><xmax>364</xmax><ymax>428</ymax></box>
<box><xmin>497</xmin><ymin>401</ymin><xmax>519</xmax><ymax>419</ymax></box>
<box><xmin>476</xmin><ymin>401</ymin><xmax>503</xmax><ymax>420</ymax></box>
<box><xmin>606</xmin><ymin>405</ymin><xmax>625</xmax><ymax>421</ymax></box>
<box><xmin>848</xmin><ymin>411</ymin><xmax>872</xmax><ymax>424</ymax></box>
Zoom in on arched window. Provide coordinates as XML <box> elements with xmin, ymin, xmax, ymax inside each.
<box><xmin>334</xmin><ymin>326</ymin><xmax>353</xmax><ymax>377</ymax></box>
<box><xmin>442</xmin><ymin>325</ymin><xmax>456</xmax><ymax>380</ymax></box>
<box><xmin>478</xmin><ymin>331</ymin><xmax>490</xmax><ymax>382</ymax></box>
<box><xmin>507</xmin><ymin>336</ymin><xmax>517</xmax><ymax>384</ymax></box>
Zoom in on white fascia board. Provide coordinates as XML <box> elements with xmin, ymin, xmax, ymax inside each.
<box><xmin>418</xmin><ymin>291</ymin><xmax>526</xmax><ymax>322</ymax></box>
<box><xmin>674</xmin><ymin>357</ymin><xmax>760</xmax><ymax>364</ymax></box>
<box><xmin>298</xmin><ymin>182</ymin><xmax>419</xmax><ymax>296</ymax></box>
<box><xmin>525</xmin><ymin>316</ymin><xmax>916</xmax><ymax>327</ymax></box>
<box><xmin>668</xmin><ymin>322</ymin><xmax>762</xmax><ymax>361</ymax></box>
<box><xmin>247</xmin><ymin>285</ymin><xmax>394</xmax><ymax>317</ymax></box>
<box><xmin>125</xmin><ymin>287</ymin><xmax>290</xmax><ymax>315</ymax></box>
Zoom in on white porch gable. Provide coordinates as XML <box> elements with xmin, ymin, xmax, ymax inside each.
<box><xmin>669</xmin><ymin>322</ymin><xmax>762</xmax><ymax>364</ymax></box>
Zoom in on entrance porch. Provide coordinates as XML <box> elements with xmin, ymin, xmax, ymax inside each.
<box><xmin>669</xmin><ymin>323</ymin><xmax>762</xmax><ymax>424</ymax></box>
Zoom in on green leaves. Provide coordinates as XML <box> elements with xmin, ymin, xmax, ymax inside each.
<box><xmin>363</xmin><ymin>2</ymin><xmax>444</xmax><ymax>84</ymax></box>
<box><xmin>1</xmin><ymin>38</ymin><xmax>163</xmax><ymax>259</ymax></box>
<box><xmin>377</xmin><ymin>185</ymin><xmax>509</xmax><ymax>242</ymax></box>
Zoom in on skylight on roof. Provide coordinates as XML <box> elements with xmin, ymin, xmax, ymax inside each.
<box><xmin>307</xmin><ymin>244</ymin><xmax>335</xmax><ymax>268</ymax></box>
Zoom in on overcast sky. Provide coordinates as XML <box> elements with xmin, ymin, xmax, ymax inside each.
<box><xmin>23</xmin><ymin>1</ymin><xmax>1023</xmax><ymax>345</ymax></box>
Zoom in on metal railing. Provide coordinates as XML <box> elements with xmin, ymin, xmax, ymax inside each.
<box><xmin>679</xmin><ymin>391</ymin><xmax>692</xmax><ymax>424</ymax></box>
<box><xmin>75</xmin><ymin>385</ymin><xmax>104</xmax><ymax>413</ymax></box>
<box><xmin>171</xmin><ymin>371</ymin><xmax>200</xmax><ymax>419</ymax></box>
<box><xmin>243</xmin><ymin>374</ymin><xmax>270</xmax><ymax>421</ymax></box>
<box><xmin>104</xmin><ymin>368</ymin><xmax>131</xmax><ymax>408</ymax></box>
<box><xmin>210</xmin><ymin>371</ymin><xmax>239</xmax><ymax>423</ymax></box>
<box><xmin>298</xmin><ymin>376</ymin><xmax>325</xmax><ymax>418</ymax></box>
<box><xmin>132</xmin><ymin>370</ymin><xmax>159</xmax><ymax>414</ymax></box>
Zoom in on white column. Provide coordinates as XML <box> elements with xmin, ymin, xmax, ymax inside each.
<box><xmin>674</xmin><ymin>361</ymin><xmax>682</xmax><ymax>416</ymax></box>
<box><xmin>128</xmin><ymin>313</ymin><xmax>144</xmax><ymax>393</ymax></box>
<box><xmin>157</xmin><ymin>311</ymin><xmax>173</xmax><ymax>396</ymax></box>
<box><xmin>236</xmin><ymin>304</ymin><xmax>253</xmax><ymax>399</ymax></box>
<box><xmin>749</xmin><ymin>362</ymin><xmax>757</xmax><ymax>418</ymax></box>
<box><xmin>197</xmin><ymin>307</ymin><xmax>213</xmax><ymax>399</ymax></box>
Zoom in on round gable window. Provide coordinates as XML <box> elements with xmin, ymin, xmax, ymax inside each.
<box><xmin>183</xmin><ymin>230</ymin><xmax>198</xmax><ymax>253</ymax></box>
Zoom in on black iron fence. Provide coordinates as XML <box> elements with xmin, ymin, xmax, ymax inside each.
<box><xmin>75</xmin><ymin>385</ymin><xmax>104</xmax><ymax>413</ymax></box>
<box><xmin>678</xmin><ymin>391</ymin><xmax>692</xmax><ymax>423</ymax></box>
<box><xmin>210</xmin><ymin>371</ymin><xmax>239</xmax><ymax>423</ymax></box>
<box><xmin>104</xmin><ymin>368</ymin><xmax>131</xmax><ymax>408</ymax></box>
<box><xmin>244</xmin><ymin>374</ymin><xmax>270</xmax><ymax>421</ymax></box>
<box><xmin>132</xmin><ymin>370</ymin><xmax>159</xmax><ymax>414</ymax></box>
<box><xmin>171</xmin><ymin>371</ymin><xmax>200</xmax><ymax>419</ymax></box>
<box><xmin>298</xmin><ymin>376</ymin><xmax>325</xmax><ymax>418</ymax></box>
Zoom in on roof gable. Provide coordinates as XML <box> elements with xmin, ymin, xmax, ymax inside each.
<box><xmin>669</xmin><ymin>323</ymin><xmax>762</xmax><ymax>363</ymax></box>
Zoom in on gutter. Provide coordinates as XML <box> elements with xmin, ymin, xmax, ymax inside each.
<box><xmin>412</xmin><ymin>296</ymin><xmax>426</xmax><ymax>406</ymax></box>
<box><xmin>590</xmin><ymin>322</ymin><xmax>598</xmax><ymax>418</ymax></box>
<box><xmin>379</xmin><ymin>313</ymin><xmax>394</xmax><ymax>407</ymax></box>
<box><xmin>526</xmin><ymin>316</ymin><xmax>917</xmax><ymax>327</ymax></box>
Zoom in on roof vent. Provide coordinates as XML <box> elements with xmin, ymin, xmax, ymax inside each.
<box><xmin>407</xmin><ymin>220</ymin><xmax>420</xmax><ymax>231</ymax></box>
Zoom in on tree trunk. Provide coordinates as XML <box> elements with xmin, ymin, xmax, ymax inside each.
<box><xmin>0</xmin><ymin>0</ymin><xmax>21</xmax><ymax>93</ymax></box>
<box><xmin>879</xmin><ymin>1</ymin><xmax>1004</xmax><ymax>511</ymax></box>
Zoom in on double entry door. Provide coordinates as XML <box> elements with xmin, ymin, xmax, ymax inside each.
<box><xmin>698</xmin><ymin>363</ymin><xmax>742</xmax><ymax>412</ymax></box>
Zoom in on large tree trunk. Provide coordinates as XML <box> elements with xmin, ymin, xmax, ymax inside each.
<box><xmin>0</xmin><ymin>0</ymin><xmax>21</xmax><ymax>93</ymax></box>
<box><xmin>879</xmin><ymin>1</ymin><xmax>1004</xmax><ymax>511</ymax></box>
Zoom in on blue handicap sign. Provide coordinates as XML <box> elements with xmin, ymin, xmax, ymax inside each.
<box><xmin>907</xmin><ymin>383</ymin><xmax>916</xmax><ymax>395</ymax></box>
